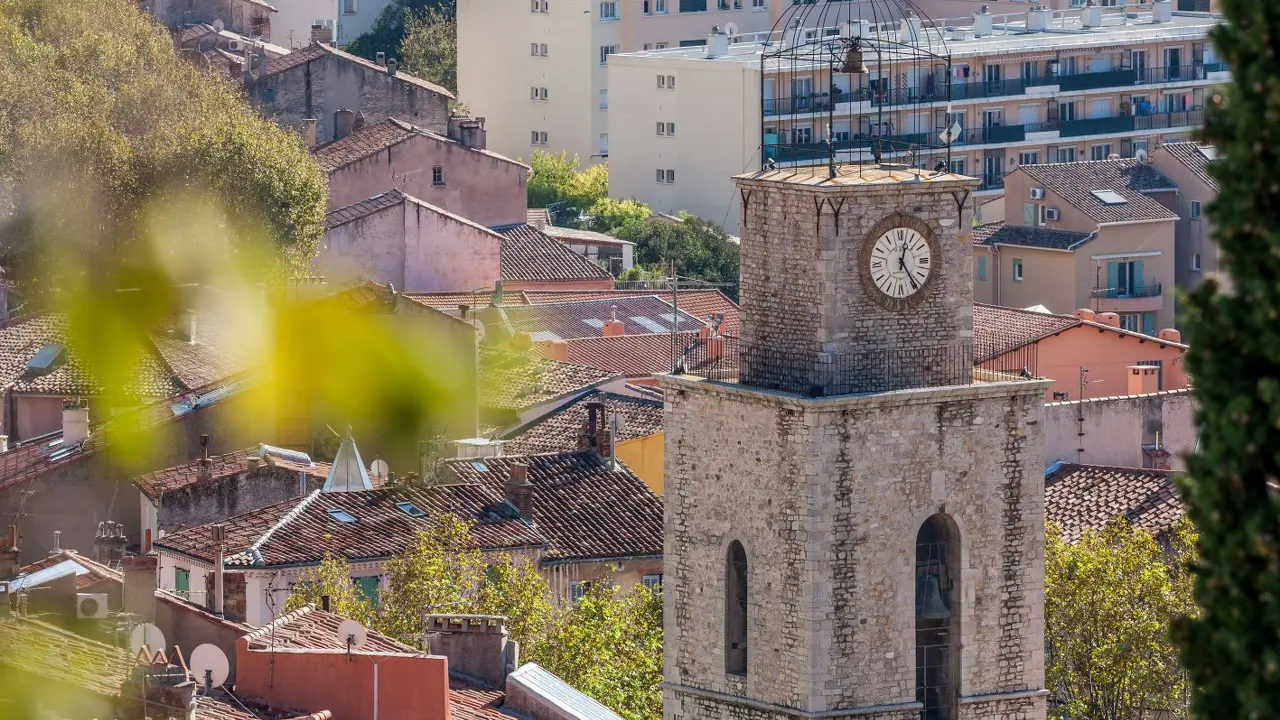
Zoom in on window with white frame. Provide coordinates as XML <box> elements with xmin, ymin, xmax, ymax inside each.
<box><xmin>531</xmin><ymin>0</ymin><xmax>549</xmax><ymax>11</ymax></box>
<box><xmin>343</xmin><ymin>0</ymin><xmax>356</xmax><ymax>14</ymax></box>
<box><xmin>531</xmin><ymin>43</ymin><xmax>539</xmax><ymax>56</ymax></box>
<box><xmin>950</xmin><ymin>158</ymin><xmax>966</xmax><ymax>175</ymax></box>
<box><xmin>531</xmin><ymin>131</ymin><xmax>548</xmax><ymax>145</ymax></box>
<box><xmin>753</xmin><ymin>0</ymin><xmax>765</xmax><ymax>7</ymax></box>
<box><xmin>642</xmin><ymin>574</ymin><xmax>663</xmax><ymax>591</ymax></box>
<box><xmin>1018</xmin><ymin>150</ymin><xmax>1040</xmax><ymax>166</ymax></box>
<box><xmin>657</xmin><ymin>75</ymin><xmax>666</xmax><ymax>88</ymax></box>
<box><xmin>667</xmin><ymin>74</ymin><xmax>676</xmax><ymax>87</ymax></box>
<box><xmin>600</xmin><ymin>45</ymin><xmax>618</xmax><ymax>64</ymax></box>
<box><xmin>569</xmin><ymin>581</ymin><xmax>592</xmax><ymax>603</ymax></box>
<box><xmin>600</xmin><ymin>1</ymin><xmax>618</xmax><ymax>20</ymax></box>
<box><xmin>432</xmin><ymin>165</ymin><xmax>444</xmax><ymax>185</ymax></box>
<box><xmin>599</xmin><ymin>133</ymin><xmax>609</xmax><ymax>155</ymax></box>
<box><xmin>1012</xmin><ymin>257</ymin><xmax>1024</xmax><ymax>282</ymax></box>
<box><xmin>656</xmin><ymin>169</ymin><xmax>676</xmax><ymax>183</ymax></box>
<box><xmin>531</xmin><ymin>86</ymin><xmax>549</xmax><ymax>100</ymax></box>
<box><xmin>1055</xmin><ymin>146</ymin><xmax>1076</xmax><ymax>163</ymax></box>
<box><xmin>656</xmin><ymin>42</ymin><xmax>668</xmax><ymax>49</ymax></box>
<box><xmin>1192</xmin><ymin>253</ymin><xmax>1202</xmax><ymax>271</ymax></box>
<box><xmin>599</xmin><ymin>89</ymin><xmax>608</xmax><ymax>109</ymax></box>
<box><xmin>1090</xmin><ymin>143</ymin><xmax>1113</xmax><ymax>161</ymax></box>
<box><xmin>666</xmin><ymin>121</ymin><xmax>676</xmax><ymax>135</ymax></box>
<box><xmin>655</xmin><ymin>0</ymin><xmax>666</xmax><ymax>11</ymax></box>
<box><xmin>643</xmin><ymin>43</ymin><xmax>652</xmax><ymax>50</ymax></box>
<box><xmin>540</xmin><ymin>43</ymin><xmax>549</xmax><ymax>56</ymax></box>
<box><xmin>656</xmin><ymin>121</ymin><xmax>666</xmax><ymax>135</ymax></box>
<box><xmin>1190</xmin><ymin>200</ymin><xmax>1202</xmax><ymax>219</ymax></box>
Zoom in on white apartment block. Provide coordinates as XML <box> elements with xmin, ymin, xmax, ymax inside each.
<box><xmin>458</xmin><ymin>0</ymin><xmax>786</xmax><ymax>166</ymax></box>
<box><xmin>609</xmin><ymin>2</ymin><xmax>1225</xmax><ymax>234</ymax></box>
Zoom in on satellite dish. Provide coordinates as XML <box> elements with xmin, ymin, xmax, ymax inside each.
<box><xmin>938</xmin><ymin>122</ymin><xmax>963</xmax><ymax>146</ymax></box>
<box><xmin>130</xmin><ymin>623</ymin><xmax>167</xmax><ymax>656</ymax></box>
<box><xmin>369</xmin><ymin>458</ymin><xmax>389</xmax><ymax>481</ymax></box>
<box><xmin>337</xmin><ymin>618</ymin><xmax>368</xmax><ymax>652</ymax></box>
<box><xmin>470</xmin><ymin>318</ymin><xmax>486</xmax><ymax>342</ymax></box>
<box><xmin>610</xmin><ymin>413</ymin><xmax>627</xmax><ymax>435</ymax></box>
<box><xmin>212</xmin><ymin>18</ymin><xmax>225</xmax><ymax>33</ymax></box>
<box><xmin>1135</xmin><ymin>148</ymin><xmax>1150</xmax><ymax>164</ymax></box>
<box><xmin>190</xmin><ymin>644</ymin><xmax>231</xmax><ymax>688</ymax></box>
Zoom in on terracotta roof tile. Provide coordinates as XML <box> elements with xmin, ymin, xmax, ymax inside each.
<box><xmin>0</xmin><ymin>617</ymin><xmax>129</xmax><ymax>697</ymax></box>
<box><xmin>402</xmin><ymin>291</ymin><xmax>532</xmax><ymax>310</ymax></box>
<box><xmin>445</xmin><ymin>451</ymin><xmax>663</xmax><ymax>562</ymax></box>
<box><xmin>562</xmin><ymin>332</ymin><xmax>739</xmax><ymax>378</ymax></box>
<box><xmin>264</xmin><ymin>43</ymin><xmax>453</xmax><ymax>98</ymax></box>
<box><xmin>970</xmin><ymin>221</ymin><xmax>1094</xmax><ymax>251</ymax></box>
<box><xmin>449</xmin><ymin>678</ymin><xmax>509</xmax><ymax>720</ymax></box>
<box><xmin>245</xmin><ymin>604</ymin><xmax>414</xmax><ymax>653</ymax></box>
<box><xmin>526</xmin><ymin>208</ymin><xmax>552</xmax><ymax>229</ymax></box>
<box><xmin>155</xmin><ymin>484</ymin><xmax>547</xmax><ymax>568</ymax></box>
<box><xmin>196</xmin><ymin>690</ymin><xmax>332</xmax><ymax>720</ymax></box>
<box><xmin>502</xmin><ymin>391</ymin><xmax>664</xmax><ymax>455</ymax></box>
<box><xmin>312</xmin><ymin>120</ymin><xmax>417</xmax><ymax>172</ymax></box>
<box><xmin>1045</xmin><ymin>463</ymin><xmax>1183</xmax><ymax>542</ymax></box>
<box><xmin>1020</xmin><ymin>160</ymin><xmax>1179</xmax><ymax>223</ymax></box>
<box><xmin>1158</xmin><ymin>141</ymin><xmax>1219</xmax><ymax>192</ymax></box>
<box><xmin>973</xmin><ymin>303</ymin><xmax>1081</xmax><ymax>362</ymax></box>
<box><xmin>325</xmin><ymin>190</ymin><xmax>406</xmax><ymax>230</ymax></box>
<box><xmin>134</xmin><ymin>448</ymin><xmax>331</xmax><ymax>501</ymax></box>
<box><xmin>14</xmin><ymin>550</ymin><xmax>121</xmax><ymax>590</ymax></box>
<box><xmin>495</xmin><ymin>225</ymin><xmax>612</xmax><ymax>282</ymax></box>
<box><xmin>500</xmin><ymin>296</ymin><xmax>705</xmax><ymax>342</ymax></box>
<box><xmin>479</xmin><ymin>349</ymin><xmax>616</xmax><ymax>412</ymax></box>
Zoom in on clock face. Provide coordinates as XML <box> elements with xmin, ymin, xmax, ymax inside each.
<box><xmin>868</xmin><ymin>227</ymin><xmax>932</xmax><ymax>299</ymax></box>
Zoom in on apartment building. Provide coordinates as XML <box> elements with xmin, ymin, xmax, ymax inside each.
<box><xmin>974</xmin><ymin>157</ymin><xmax>1180</xmax><ymax>333</ymax></box>
<box><xmin>457</xmin><ymin>0</ymin><xmax>784</xmax><ymax>166</ymax></box>
<box><xmin>1150</xmin><ymin>141</ymin><xmax>1224</xmax><ymax>293</ymax></box>
<box><xmin>608</xmin><ymin>2</ymin><xmax>1224</xmax><ymax>234</ymax></box>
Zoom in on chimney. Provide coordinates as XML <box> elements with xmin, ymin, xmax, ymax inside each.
<box><xmin>542</xmin><ymin>339</ymin><xmax>569</xmax><ymax>362</ymax></box>
<box><xmin>579</xmin><ymin>401</ymin><xmax>612</xmax><ymax>460</ymax></box>
<box><xmin>1127</xmin><ymin>365</ymin><xmax>1160</xmax><ymax>395</ymax></box>
<box><xmin>257</xmin><ymin>51</ymin><xmax>268</xmax><ymax>78</ymax></box>
<box><xmin>211</xmin><ymin>524</ymin><xmax>226</xmax><ymax>617</ymax></box>
<box><xmin>0</xmin><ymin>526</ymin><xmax>20</xmax><ymax>581</ymax></box>
<box><xmin>375</xmin><ymin>51</ymin><xmax>387</xmax><ymax>67</ymax></box>
<box><xmin>1072</xmin><ymin>308</ymin><xmax>1096</xmax><ymax>321</ymax></box>
<box><xmin>424</xmin><ymin>615</ymin><xmax>519</xmax><ymax>689</ymax></box>
<box><xmin>602</xmin><ymin>305</ymin><xmax>625</xmax><ymax>337</ymax></box>
<box><xmin>122</xmin><ymin>553</ymin><xmax>158</xmax><ymax>622</ymax></box>
<box><xmin>386</xmin><ymin>58</ymin><xmax>399</xmax><ymax>76</ymax></box>
<box><xmin>0</xmin><ymin>435</ymin><xmax>8</xmax><ymax>453</ymax></box>
<box><xmin>176</xmin><ymin>308</ymin><xmax>197</xmax><ymax>344</ymax></box>
<box><xmin>460</xmin><ymin>118</ymin><xmax>487</xmax><ymax>150</ymax></box>
<box><xmin>1095</xmin><ymin>312</ymin><xmax>1121</xmax><ymax>328</ymax></box>
<box><xmin>197</xmin><ymin>434</ymin><xmax>212</xmax><ymax>482</ymax></box>
<box><xmin>62</xmin><ymin>400</ymin><xmax>90</xmax><ymax>445</ymax></box>
<box><xmin>310</xmin><ymin>23</ymin><xmax>333</xmax><ymax>45</ymax></box>
<box><xmin>505</xmin><ymin>464</ymin><xmax>534</xmax><ymax>521</ymax></box>
<box><xmin>143</xmin><ymin>528</ymin><xmax>153</xmax><ymax>554</ymax></box>
<box><xmin>333</xmin><ymin>109</ymin><xmax>356</xmax><ymax>141</ymax></box>
<box><xmin>299</xmin><ymin>118</ymin><xmax>318</xmax><ymax>148</ymax></box>
<box><xmin>1158</xmin><ymin>328</ymin><xmax>1182</xmax><ymax>343</ymax></box>
<box><xmin>1026</xmin><ymin>5</ymin><xmax>1052</xmax><ymax>32</ymax></box>
<box><xmin>245</xmin><ymin>456</ymin><xmax>262</xmax><ymax>470</ymax></box>
<box><xmin>51</xmin><ymin>530</ymin><xmax>61</xmax><ymax>554</ymax></box>
<box><xmin>1152</xmin><ymin>0</ymin><xmax>1172</xmax><ymax>24</ymax></box>
<box><xmin>353</xmin><ymin>110</ymin><xmax>367</xmax><ymax>132</ymax></box>
<box><xmin>706</xmin><ymin>25</ymin><xmax>729</xmax><ymax>59</ymax></box>
<box><xmin>223</xmin><ymin>572</ymin><xmax>247</xmax><ymax>622</ymax></box>
<box><xmin>94</xmin><ymin>521</ymin><xmax>127</xmax><ymax>568</ymax></box>
<box><xmin>1081</xmin><ymin>0</ymin><xmax>1102</xmax><ymax>29</ymax></box>
<box><xmin>972</xmin><ymin>5</ymin><xmax>993</xmax><ymax>37</ymax></box>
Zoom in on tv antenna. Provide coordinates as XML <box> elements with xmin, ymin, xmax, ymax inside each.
<box><xmin>189</xmin><ymin>644</ymin><xmax>231</xmax><ymax>693</ymax></box>
<box><xmin>337</xmin><ymin>618</ymin><xmax>368</xmax><ymax>661</ymax></box>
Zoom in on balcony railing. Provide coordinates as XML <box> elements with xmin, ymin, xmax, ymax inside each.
<box><xmin>1059</xmin><ymin>108</ymin><xmax>1203</xmax><ymax>138</ymax></box>
<box><xmin>1091</xmin><ymin>283</ymin><xmax>1163</xmax><ymax>300</ymax></box>
<box><xmin>978</xmin><ymin>176</ymin><xmax>1005</xmax><ymax>192</ymax></box>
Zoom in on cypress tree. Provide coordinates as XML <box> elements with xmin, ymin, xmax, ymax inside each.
<box><xmin>1175</xmin><ymin>1</ymin><xmax>1280</xmax><ymax>716</ymax></box>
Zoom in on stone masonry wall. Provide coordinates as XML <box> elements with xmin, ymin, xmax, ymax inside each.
<box><xmin>735</xmin><ymin>176</ymin><xmax>978</xmax><ymax>394</ymax></box>
<box><xmin>661</xmin><ymin>375</ymin><xmax>1049</xmax><ymax>720</ymax></box>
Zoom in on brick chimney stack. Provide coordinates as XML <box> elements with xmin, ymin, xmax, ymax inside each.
<box><xmin>602</xmin><ymin>305</ymin><xmax>625</xmax><ymax>337</ymax></box>
<box><xmin>579</xmin><ymin>402</ymin><xmax>612</xmax><ymax>460</ymax></box>
<box><xmin>425</xmin><ymin>615</ymin><xmax>519</xmax><ymax>688</ymax></box>
<box><xmin>197</xmin><ymin>434</ymin><xmax>213</xmax><ymax>483</ymax></box>
<box><xmin>504</xmin><ymin>464</ymin><xmax>534</xmax><ymax>522</ymax></box>
<box><xmin>0</xmin><ymin>525</ymin><xmax>21</xmax><ymax>581</ymax></box>
<box><xmin>122</xmin><ymin>553</ymin><xmax>158</xmax><ymax>623</ymax></box>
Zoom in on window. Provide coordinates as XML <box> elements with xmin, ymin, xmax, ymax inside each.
<box><xmin>1012</xmin><ymin>258</ymin><xmax>1024</xmax><ymax>282</ymax></box>
<box><xmin>540</xmin><ymin>131</ymin><xmax>549</xmax><ymax>144</ymax></box>
<box><xmin>531</xmin><ymin>131</ymin><xmax>549</xmax><ymax>145</ymax></box>
<box><xmin>643</xmin><ymin>0</ymin><xmax>652</xmax><ymax>13</ymax></box>
<box><xmin>656</xmin><ymin>42</ymin><xmax>668</xmax><ymax>49</ymax></box>
<box><xmin>667</xmin><ymin>122</ymin><xmax>676</xmax><ymax>135</ymax></box>
<box><xmin>531</xmin><ymin>43</ymin><xmax>539</xmax><ymax>56</ymax></box>
<box><xmin>657</xmin><ymin>121</ymin><xmax>666</xmax><ymax>135</ymax></box>
<box><xmin>949</xmin><ymin>158</ymin><xmax>966</xmax><ymax>175</ymax></box>
<box><xmin>679</xmin><ymin>39</ymin><xmax>707</xmax><ymax>47</ymax></box>
<box><xmin>530</xmin><ymin>0</ymin><xmax>548</xmax><ymax>11</ymax></box>
<box><xmin>680</xmin><ymin>0</ymin><xmax>707</xmax><ymax>11</ymax></box>
<box><xmin>531</xmin><ymin>86</ymin><xmax>548</xmax><ymax>100</ymax></box>
<box><xmin>1059</xmin><ymin>101</ymin><xmax>1078</xmax><ymax>122</ymax></box>
<box><xmin>600</xmin><ymin>45</ymin><xmax>618</xmax><ymax>64</ymax></box>
<box><xmin>600</xmin><ymin>1</ymin><xmax>618</xmax><ymax>19</ymax></box>
<box><xmin>353</xmin><ymin>576</ymin><xmax>379</xmax><ymax>606</ymax></box>
<box><xmin>343</xmin><ymin>0</ymin><xmax>356</xmax><ymax>14</ymax></box>
<box><xmin>1090</xmin><ymin>143</ymin><xmax>1113</xmax><ymax>161</ymax></box>
<box><xmin>657</xmin><ymin>75</ymin><xmax>666</xmax><ymax>88</ymax></box>
<box><xmin>1055</xmin><ymin>146</ymin><xmax>1077</xmax><ymax>163</ymax></box>
<box><xmin>793</xmin><ymin>126</ymin><xmax>812</xmax><ymax>144</ymax></box>
<box><xmin>725</xmin><ymin>541</ymin><xmax>748</xmax><ymax>675</ymax></box>
<box><xmin>753</xmin><ymin>0</ymin><xmax>765</xmax><ymax>7</ymax></box>
<box><xmin>656</xmin><ymin>169</ymin><xmax>675</xmax><ymax>183</ymax></box>
<box><xmin>1018</xmin><ymin>151</ymin><xmax>1040</xmax><ymax>166</ymax></box>
<box><xmin>175</xmin><ymin>567</ymin><xmax>190</xmax><ymax>598</ymax></box>
<box><xmin>656</xmin><ymin>0</ymin><xmax>666</xmax><ymax>12</ymax></box>
<box><xmin>599</xmin><ymin>133</ymin><xmax>609</xmax><ymax>155</ymax></box>
<box><xmin>569</xmin><ymin>580</ymin><xmax>592</xmax><ymax>603</ymax></box>
<box><xmin>328</xmin><ymin>509</ymin><xmax>358</xmax><ymax>523</ymax></box>
<box><xmin>1190</xmin><ymin>200</ymin><xmax>1202</xmax><ymax>219</ymax></box>
<box><xmin>915</xmin><ymin>515</ymin><xmax>960</xmax><ymax>720</ymax></box>
<box><xmin>540</xmin><ymin>43</ymin><xmax>549</xmax><ymax>56</ymax></box>
<box><xmin>1192</xmin><ymin>253</ymin><xmax>1202</xmax><ymax>271</ymax></box>
<box><xmin>397</xmin><ymin>501</ymin><xmax>427</xmax><ymax>517</ymax></box>
<box><xmin>660</xmin><ymin>74</ymin><xmax>676</xmax><ymax>88</ymax></box>
<box><xmin>976</xmin><ymin>255</ymin><xmax>987</xmax><ymax>281</ymax></box>
<box><xmin>598</xmin><ymin>89</ymin><xmax>609</xmax><ymax>109</ymax></box>
<box><xmin>642</xmin><ymin>574</ymin><xmax>663</xmax><ymax>591</ymax></box>
<box><xmin>643</xmin><ymin>43</ymin><xmax>652</xmax><ymax>50</ymax></box>
<box><xmin>1106</xmin><ymin>260</ymin><xmax>1146</xmax><ymax>298</ymax></box>
<box><xmin>1119</xmin><ymin>313</ymin><xmax>1143</xmax><ymax>332</ymax></box>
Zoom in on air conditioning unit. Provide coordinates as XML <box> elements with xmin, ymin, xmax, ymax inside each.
<box><xmin>1030</xmin><ymin>187</ymin><xmax>1046</xmax><ymax>199</ymax></box>
<box><xmin>77</xmin><ymin>593</ymin><xmax>109</xmax><ymax>619</ymax></box>
<box><xmin>1045</xmin><ymin>207</ymin><xmax>1061</xmax><ymax>221</ymax></box>
<box><xmin>227</xmin><ymin>39</ymin><xmax>245</xmax><ymax>52</ymax></box>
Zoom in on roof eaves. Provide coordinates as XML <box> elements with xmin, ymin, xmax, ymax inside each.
<box><xmin>1096</xmin><ymin>216</ymin><xmax>1179</xmax><ymax>226</ymax></box>
<box><xmin>990</xmin><ymin>241</ymin><xmax>1076</xmax><ymax>253</ymax></box>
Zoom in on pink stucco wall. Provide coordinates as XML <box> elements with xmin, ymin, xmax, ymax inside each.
<box><xmin>327</xmin><ymin>132</ymin><xmax>528</xmax><ymax>229</ymax></box>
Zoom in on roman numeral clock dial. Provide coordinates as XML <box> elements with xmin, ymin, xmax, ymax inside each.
<box><xmin>869</xmin><ymin>227</ymin><xmax>931</xmax><ymax>300</ymax></box>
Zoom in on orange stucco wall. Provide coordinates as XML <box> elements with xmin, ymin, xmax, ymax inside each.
<box><xmin>990</xmin><ymin>325</ymin><xmax>1188</xmax><ymax>401</ymax></box>
<box><xmin>235</xmin><ymin>641</ymin><xmax>452</xmax><ymax>720</ymax></box>
<box><xmin>615</xmin><ymin>433</ymin><xmax>664</xmax><ymax>495</ymax></box>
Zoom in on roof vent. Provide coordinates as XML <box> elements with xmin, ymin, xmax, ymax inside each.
<box><xmin>1152</xmin><ymin>0</ymin><xmax>1172</xmax><ymax>24</ymax></box>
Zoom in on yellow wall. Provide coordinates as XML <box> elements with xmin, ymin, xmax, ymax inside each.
<box><xmin>616</xmin><ymin>432</ymin><xmax>665</xmax><ymax>496</ymax></box>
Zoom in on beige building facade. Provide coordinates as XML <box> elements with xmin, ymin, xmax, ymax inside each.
<box><xmin>1149</xmin><ymin>141</ymin><xmax>1224</xmax><ymax>297</ymax></box>
<box><xmin>609</xmin><ymin>3</ymin><xmax>1223</xmax><ymax>233</ymax></box>
<box><xmin>457</xmin><ymin>0</ymin><xmax>784</xmax><ymax>166</ymax></box>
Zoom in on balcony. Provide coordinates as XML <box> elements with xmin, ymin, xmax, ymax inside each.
<box><xmin>1059</xmin><ymin>69</ymin><xmax>1138</xmax><ymax>92</ymax></box>
<box><xmin>1058</xmin><ymin>108</ymin><xmax>1203</xmax><ymax>138</ymax></box>
<box><xmin>1092</xmin><ymin>283</ymin><xmax>1163</xmax><ymax>300</ymax></box>
<box><xmin>978</xmin><ymin>176</ymin><xmax>1004</xmax><ymax>192</ymax></box>
<box><xmin>1091</xmin><ymin>283</ymin><xmax>1165</xmax><ymax>314</ymax></box>
<box><xmin>959</xmin><ymin>124</ymin><xmax>1026</xmax><ymax>145</ymax></box>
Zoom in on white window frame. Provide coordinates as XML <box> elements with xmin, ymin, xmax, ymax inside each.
<box><xmin>540</xmin><ymin>43</ymin><xmax>548</xmax><ymax>56</ymax></box>
<box><xmin>666</xmin><ymin>121</ymin><xmax>676</xmax><ymax>136</ymax></box>
<box><xmin>667</xmin><ymin>74</ymin><xmax>676</xmax><ymax>88</ymax></box>
<box><xmin>753</xmin><ymin>0</ymin><xmax>765</xmax><ymax>8</ymax></box>
<box><xmin>540</xmin><ymin>131</ymin><xmax>548</xmax><ymax>145</ymax></box>
<box><xmin>432</xmin><ymin>165</ymin><xmax>444</xmax><ymax>185</ymax></box>
<box><xmin>1190</xmin><ymin>200</ymin><xmax>1202</xmax><ymax>219</ymax></box>
<box><xmin>343</xmin><ymin>0</ymin><xmax>356</xmax><ymax>15</ymax></box>
<box><xmin>599</xmin><ymin>89</ymin><xmax>608</xmax><ymax>109</ymax></box>
<box><xmin>656</xmin><ymin>121</ymin><xmax>666</xmax><ymax>136</ymax></box>
<box><xmin>641</xmin><ymin>574</ymin><xmax>663</xmax><ymax>591</ymax></box>
<box><xmin>655</xmin><ymin>0</ymin><xmax>666</xmax><ymax>13</ymax></box>
<box><xmin>657</xmin><ymin>75</ymin><xmax>666</xmax><ymax>88</ymax></box>
<box><xmin>531</xmin><ymin>43</ymin><xmax>539</xmax><ymax>56</ymax></box>
<box><xmin>1090</xmin><ymin>143</ymin><xmax>1113</xmax><ymax>161</ymax></box>
<box><xmin>569</xmin><ymin>581</ymin><xmax>590</xmax><ymax>603</ymax></box>
<box><xmin>599</xmin><ymin>133</ymin><xmax>609</xmax><ymax>155</ymax></box>
<box><xmin>656</xmin><ymin>42</ymin><xmax>668</xmax><ymax>49</ymax></box>
<box><xmin>600</xmin><ymin>1</ymin><xmax>619</xmax><ymax>20</ymax></box>
<box><xmin>1192</xmin><ymin>253</ymin><xmax>1202</xmax><ymax>271</ymax></box>
<box><xmin>1012</xmin><ymin>258</ymin><xmax>1024</xmax><ymax>282</ymax></box>
<box><xmin>1018</xmin><ymin>151</ymin><xmax>1040</xmax><ymax>166</ymax></box>
<box><xmin>600</xmin><ymin>45</ymin><xmax>618</xmax><ymax>65</ymax></box>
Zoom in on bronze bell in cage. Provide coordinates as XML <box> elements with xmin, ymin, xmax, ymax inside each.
<box><xmin>840</xmin><ymin>39</ymin><xmax>869</xmax><ymax>75</ymax></box>
<box><xmin>916</xmin><ymin>570</ymin><xmax>952</xmax><ymax>620</ymax></box>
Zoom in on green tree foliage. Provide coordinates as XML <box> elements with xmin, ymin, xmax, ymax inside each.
<box><xmin>285</xmin><ymin>554</ymin><xmax>376</xmax><ymax>626</ymax></box>
<box><xmin>1046</xmin><ymin>519</ymin><xmax>1198</xmax><ymax>720</ymax></box>
<box><xmin>1172</xmin><ymin>3</ymin><xmax>1280</xmax><ymax>717</ymax></box>
<box><xmin>616</xmin><ymin>216</ymin><xmax>740</xmax><ymax>299</ymax></box>
<box><xmin>344</xmin><ymin>0</ymin><xmax>452</xmax><ymax>62</ymax></box>
<box><xmin>401</xmin><ymin>4</ymin><xmax>458</xmax><ymax>93</ymax></box>
<box><xmin>617</xmin><ymin>265</ymin><xmax>668</xmax><ymax>282</ymax></box>
<box><xmin>526</xmin><ymin>581</ymin><xmax>663</xmax><ymax>720</ymax></box>
<box><xmin>527</xmin><ymin>151</ymin><xmax>609</xmax><ymax>224</ymax></box>
<box><xmin>586</xmin><ymin>198</ymin><xmax>651</xmax><ymax>233</ymax></box>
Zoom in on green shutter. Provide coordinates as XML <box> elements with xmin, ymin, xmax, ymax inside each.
<box><xmin>354</xmin><ymin>576</ymin><xmax>379</xmax><ymax>606</ymax></box>
<box><xmin>977</xmin><ymin>256</ymin><xmax>987</xmax><ymax>281</ymax></box>
<box><xmin>175</xmin><ymin>567</ymin><xmax>189</xmax><ymax>596</ymax></box>
<box><xmin>1024</xmin><ymin>203</ymin><xmax>1036</xmax><ymax>225</ymax></box>
<box><xmin>1133</xmin><ymin>260</ymin><xmax>1145</xmax><ymax>292</ymax></box>
<box><xmin>1143</xmin><ymin>312</ymin><xmax>1157</xmax><ymax>336</ymax></box>
<box><xmin>1107</xmin><ymin>262</ymin><xmax>1121</xmax><ymax>295</ymax></box>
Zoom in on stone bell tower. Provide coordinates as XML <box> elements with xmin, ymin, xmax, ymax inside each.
<box><xmin>661</xmin><ymin>164</ymin><xmax>1051</xmax><ymax>720</ymax></box>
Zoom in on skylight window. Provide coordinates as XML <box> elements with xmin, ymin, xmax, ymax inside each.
<box><xmin>24</xmin><ymin>344</ymin><xmax>64</xmax><ymax>377</ymax></box>
<box><xmin>471</xmin><ymin>461</ymin><xmax>489</xmax><ymax>472</ymax></box>
<box><xmin>631</xmin><ymin>316</ymin><xmax>668</xmax><ymax>333</ymax></box>
<box><xmin>1091</xmin><ymin>190</ymin><xmax>1129</xmax><ymax>206</ymax></box>
<box><xmin>327</xmin><ymin>509</ymin><xmax>358</xmax><ymax>523</ymax></box>
<box><xmin>1198</xmin><ymin>145</ymin><xmax>1218</xmax><ymax>161</ymax></box>
<box><xmin>528</xmin><ymin>331</ymin><xmax>561</xmax><ymax>342</ymax></box>
<box><xmin>396</xmin><ymin>502</ymin><xmax>426</xmax><ymax>518</ymax></box>
<box><xmin>581</xmin><ymin>318</ymin><xmax>605</xmax><ymax>329</ymax></box>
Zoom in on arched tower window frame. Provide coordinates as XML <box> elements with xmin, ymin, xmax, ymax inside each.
<box><xmin>915</xmin><ymin>514</ymin><xmax>961</xmax><ymax>720</ymax></box>
<box><xmin>725</xmin><ymin>540</ymin><xmax>749</xmax><ymax>675</ymax></box>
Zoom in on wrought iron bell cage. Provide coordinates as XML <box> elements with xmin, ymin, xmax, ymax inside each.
<box><xmin>761</xmin><ymin>0</ymin><xmax>955</xmax><ymax>175</ymax></box>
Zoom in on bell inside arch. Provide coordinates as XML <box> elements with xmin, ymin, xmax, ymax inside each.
<box><xmin>840</xmin><ymin>40</ymin><xmax>869</xmax><ymax>75</ymax></box>
<box><xmin>916</xmin><ymin>570</ymin><xmax>951</xmax><ymax>620</ymax></box>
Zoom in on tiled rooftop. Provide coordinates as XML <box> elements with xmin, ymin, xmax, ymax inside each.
<box><xmin>0</xmin><ymin>616</ymin><xmax>129</xmax><ymax>697</ymax></box>
<box><xmin>445</xmin><ymin>451</ymin><xmax>663</xmax><ymax>562</ymax></box>
<box><xmin>156</xmin><ymin>483</ymin><xmax>547</xmax><ymax>568</ymax></box>
<box><xmin>499</xmin><ymin>296</ymin><xmax>705</xmax><ymax>342</ymax></box>
<box><xmin>196</xmin><ymin>690</ymin><xmax>333</xmax><ymax>720</ymax></box>
<box><xmin>1020</xmin><ymin>160</ymin><xmax>1180</xmax><ymax>223</ymax></box>
<box><xmin>737</xmin><ymin>164</ymin><xmax>973</xmax><ymax>188</ymax></box>
<box><xmin>11</xmin><ymin>550</ymin><xmax>121</xmax><ymax>591</ymax></box>
<box><xmin>1158</xmin><ymin>141</ymin><xmax>1219</xmax><ymax>193</ymax></box>
<box><xmin>561</xmin><ymin>332</ymin><xmax>739</xmax><ymax>378</ymax></box>
<box><xmin>264</xmin><ymin>42</ymin><xmax>453</xmax><ymax>99</ymax></box>
<box><xmin>494</xmin><ymin>225</ymin><xmax>612</xmax><ymax>282</ymax></box>
<box><xmin>970</xmin><ymin>221</ymin><xmax>1094</xmax><ymax>251</ymax></box>
<box><xmin>134</xmin><ymin>447</ymin><xmax>332</xmax><ymax>501</ymax></box>
<box><xmin>1045</xmin><ymin>462</ymin><xmax>1183</xmax><ymax>542</ymax></box>
<box><xmin>974</xmin><ymin>303</ymin><xmax>1082</xmax><ymax>362</ymax></box>
<box><xmin>502</xmin><ymin>391</ymin><xmax>664</xmax><ymax>455</ymax></box>
<box><xmin>526</xmin><ymin>208</ymin><xmax>552</xmax><ymax>230</ymax></box>
<box><xmin>312</xmin><ymin>120</ymin><xmax>416</xmax><ymax>172</ymax></box>
<box><xmin>479</xmin><ymin>348</ymin><xmax>616</xmax><ymax>412</ymax></box>
<box><xmin>325</xmin><ymin>190</ymin><xmax>406</xmax><ymax>230</ymax></box>
<box><xmin>542</xmin><ymin>226</ymin><xmax>634</xmax><ymax>247</ymax></box>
